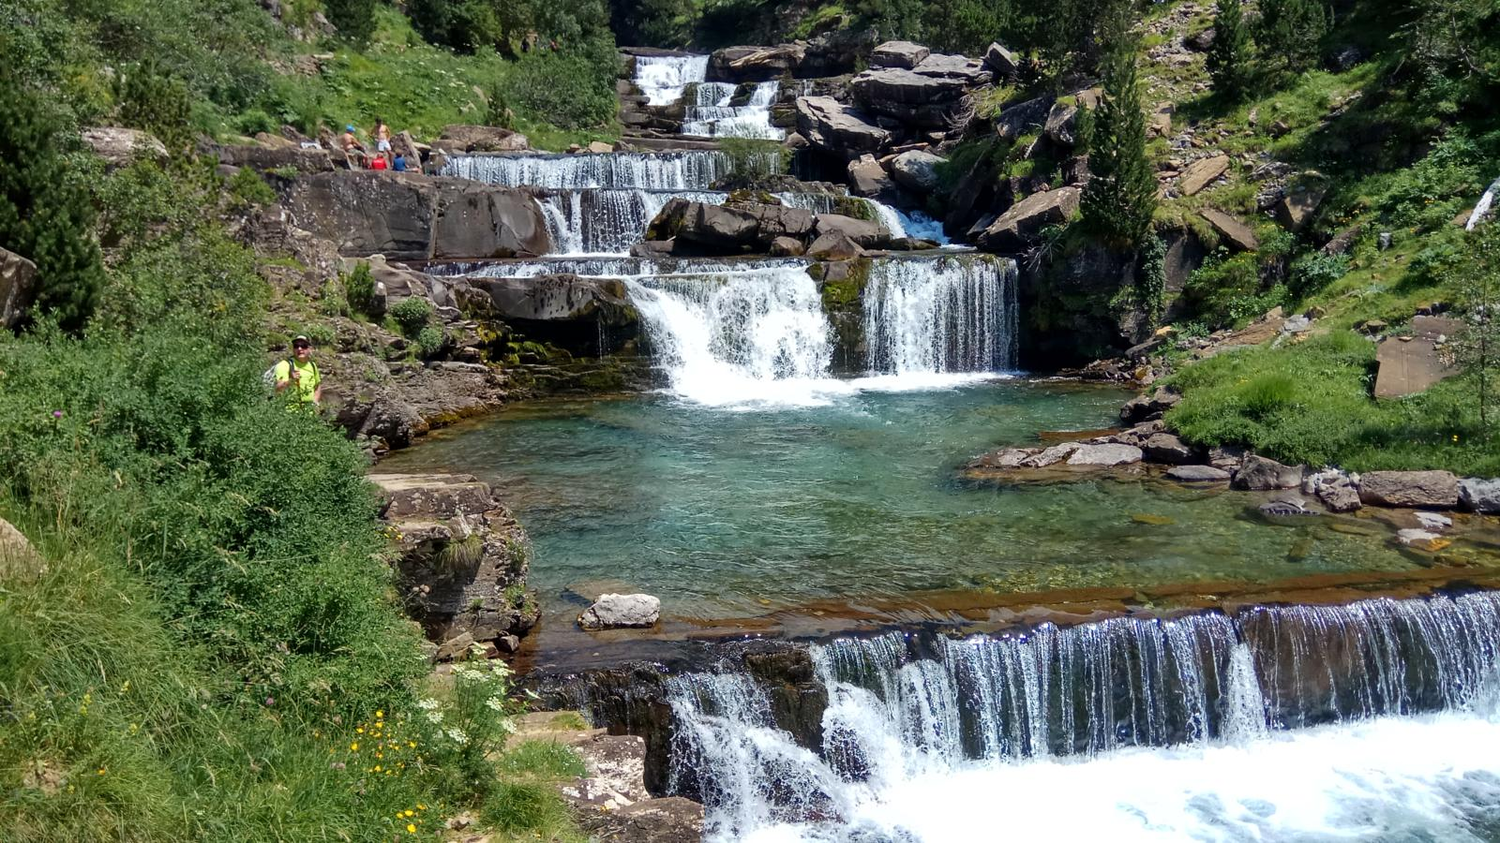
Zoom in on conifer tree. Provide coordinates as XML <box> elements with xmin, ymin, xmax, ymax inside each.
<box><xmin>1256</xmin><ymin>0</ymin><xmax>1330</xmax><ymax>73</ymax></box>
<box><xmin>0</xmin><ymin>70</ymin><xmax>103</xmax><ymax>332</ymax></box>
<box><xmin>1081</xmin><ymin>0</ymin><xmax>1157</xmax><ymax>250</ymax></box>
<box><xmin>1207</xmin><ymin>0</ymin><xmax>1253</xmax><ymax>100</ymax></box>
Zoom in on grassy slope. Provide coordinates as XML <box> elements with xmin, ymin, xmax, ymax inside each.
<box><xmin>1130</xmin><ymin>1</ymin><xmax>1499</xmax><ymax>474</ymax></box>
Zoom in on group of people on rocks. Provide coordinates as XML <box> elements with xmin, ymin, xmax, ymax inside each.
<box><xmin>339</xmin><ymin>118</ymin><xmax>410</xmax><ymax>172</ymax></box>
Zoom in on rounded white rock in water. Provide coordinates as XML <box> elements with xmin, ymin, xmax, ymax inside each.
<box><xmin>578</xmin><ymin>593</ymin><xmax>662</xmax><ymax>630</ymax></box>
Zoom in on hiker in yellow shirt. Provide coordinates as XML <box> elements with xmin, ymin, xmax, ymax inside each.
<box><xmin>274</xmin><ymin>335</ymin><xmax>323</xmax><ymax>406</ymax></box>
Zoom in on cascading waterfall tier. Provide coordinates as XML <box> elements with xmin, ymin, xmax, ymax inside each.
<box><xmin>658</xmin><ymin>591</ymin><xmax>1500</xmax><ymax>840</ymax></box>
<box><xmin>681</xmin><ymin>81</ymin><xmax>786</xmax><ymax>140</ymax></box>
<box><xmin>863</xmin><ymin>256</ymin><xmax>1018</xmax><ymax>375</ymax></box>
<box><xmin>441</xmin><ymin>151</ymin><xmax>745</xmax><ymax>191</ymax></box>
<box><xmin>633</xmin><ymin>54</ymin><xmax>709</xmax><ymax>107</ymax></box>
<box><xmin>537</xmin><ymin>190</ymin><xmax>728</xmax><ymax>255</ymax></box>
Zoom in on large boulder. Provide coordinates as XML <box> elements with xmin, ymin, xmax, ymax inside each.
<box><xmin>432</xmin><ymin>125</ymin><xmax>529</xmax><ymax>153</ymax></box>
<box><xmin>977</xmin><ymin>187</ymin><xmax>1081</xmax><ymax>252</ymax></box>
<box><xmin>984</xmin><ymin>42</ymin><xmax>1020</xmax><ymax>77</ymax></box>
<box><xmin>1231</xmin><ymin>455</ymin><xmax>1303</xmax><ymax>491</ymax></box>
<box><xmin>579</xmin><ymin>593</ymin><xmax>662</xmax><ymax>630</ymax></box>
<box><xmin>1459</xmin><ymin>478</ymin><xmax>1500</xmax><ymax>514</ymax></box>
<box><xmin>281</xmin><ymin>172</ymin><xmax>549</xmax><ymax>260</ymax></box>
<box><xmin>1176</xmin><ymin>155</ymin><xmax>1230</xmax><ymax>196</ymax></box>
<box><xmin>1066</xmin><ymin>443</ymin><xmax>1143</xmax><ymax>466</ymax></box>
<box><xmin>1120</xmin><ymin>387</ymin><xmax>1182</xmax><ymax>423</ymax></box>
<box><xmin>1199</xmin><ymin>209</ymin><xmax>1259</xmax><ymax>252</ymax></box>
<box><xmin>370</xmin><ymin>473</ymin><xmax>539</xmax><ymax>655</ymax></box>
<box><xmin>1</xmin><ymin>246</ymin><xmax>37</xmax><ymax>330</ymax></box>
<box><xmin>993</xmin><ymin>96</ymin><xmax>1052</xmax><ymax>141</ymax></box>
<box><xmin>647</xmin><ymin>199</ymin><xmax>816</xmax><ymax>254</ymax></box>
<box><xmin>795</xmin><ymin>97</ymin><xmax>891</xmax><ymax>156</ymax></box>
<box><xmin>81</xmin><ymin>127</ymin><xmax>168</xmax><ymax>168</ymax></box>
<box><xmin>889</xmin><ymin>150</ymin><xmax>945</xmax><ymax>194</ymax></box>
<box><xmin>871</xmin><ymin>40</ymin><xmax>930</xmax><ymax>69</ymax></box>
<box><xmin>1303</xmin><ymin>468</ymin><xmax>1362</xmax><ymax>512</ymax></box>
<box><xmin>806</xmin><ymin>230</ymin><xmax>864</xmax><ymax>260</ymax></box>
<box><xmin>458</xmin><ymin>274</ymin><xmax>636</xmax><ymax>327</ymax></box>
<box><xmin>708</xmin><ymin>44</ymin><xmax>806</xmax><ymax>82</ymax></box>
<box><xmin>1141</xmin><ymin>433</ymin><xmax>1196</xmax><ymax>464</ymax></box>
<box><xmin>814</xmin><ymin>213</ymin><xmax>887</xmax><ymax>247</ymax></box>
<box><xmin>850</xmin><ymin>55</ymin><xmax>987</xmax><ymax>128</ymax></box>
<box><xmin>1276</xmin><ymin>174</ymin><xmax>1328</xmax><ymax>231</ymax></box>
<box><xmin>1358</xmin><ymin>470</ymin><xmax>1459</xmax><ymax>509</ymax></box>
<box><xmin>847</xmin><ymin>154</ymin><xmax>894</xmax><ymax>197</ymax></box>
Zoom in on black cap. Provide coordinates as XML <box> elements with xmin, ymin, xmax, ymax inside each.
<box><xmin>292</xmin><ymin>335</ymin><xmax>311</xmax><ymax>348</ymax></box>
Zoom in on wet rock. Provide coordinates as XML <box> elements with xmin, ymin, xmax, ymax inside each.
<box><xmin>983</xmin><ymin>42</ymin><xmax>1020</xmax><ymax>77</ymax></box>
<box><xmin>1066</xmin><ymin>443</ymin><xmax>1143</xmax><ymax>466</ymax></box>
<box><xmin>1232</xmin><ymin>455</ymin><xmax>1303</xmax><ymax>491</ymax></box>
<box><xmin>1199</xmin><ymin>209</ymin><xmax>1258</xmax><ymax>252</ymax></box>
<box><xmin>976</xmin><ymin>186</ymin><xmax>1082</xmax><ymax>252</ymax></box>
<box><xmin>871</xmin><ymin>40</ymin><xmax>929</xmax><ymax>69</ymax></box>
<box><xmin>806</xmin><ymin>230</ymin><xmax>865</xmax><ymax>260</ymax></box>
<box><xmin>0</xmin><ymin>246</ymin><xmax>37</xmax><ymax>330</ymax></box>
<box><xmin>1166</xmin><ymin>465</ymin><xmax>1231</xmax><ymax>482</ymax></box>
<box><xmin>1396</xmin><ymin>528</ymin><xmax>1450</xmax><ymax>552</ymax></box>
<box><xmin>583</xmin><ymin>797</ymin><xmax>704</xmax><ymax>843</ymax></box>
<box><xmin>814</xmin><ymin>213</ymin><xmax>886</xmax><ymax>247</ymax></box>
<box><xmin>82</xmin><ymin>127</ymin><xmax>168</xmax><ymax>168</ymax></box>
<box><xmin>768</xmin><ymin>236</ymin><xmax>806</xmax><ymax>257</ymax></box>
<box><xmin>1415</xmin><ymin>512</ymin><xmax>1453</xmax><ymax>531</ymax></box>
<box><xmin>458</xmin><ymin>274</ymin><xmax>635</xmax><ymax>325</ymax></box>
<box><xmin>1258</xmin><ymin>497</ymin><xmax>1319</xmax><ymax>519</ymax></box>
<box><xmin>967</xmin><ymin>447</ymin><xmax>1039</xmax><ymax>469</ymax></box>
<box><xmin>1119</xmin><ymin>387</ymin><xmax>1182</xmax><ymax>424</ymax></box>
<box><xmin>1177</xmin><ymin>155</ymin><xmax>1230</xmax><ymax>196</ymax></box>
<box><xmin>1358</xmin><ymin>470</ymin><xmax>1459</xmax><ymax>509</ymax></box>
<box><xmin>1302</xmin><ymin>469</ymin><xmax>1362</xmax><ymax>512</ymax></box>
<box><xmin>847</xmin><ymin>154</ymin><xmax>894</xmax><ymax>196</ymax></box>
<box><xmin>1142</xmin><ymin>433</ymin><xmax>1196</xmax><ymax>464</ymax></box>
<box><xmin>1021</xmin><ymin>442</ymin><xmax>1082</xmax><ymax>468</ymax></box>
<box><xmin>579</xmin><ymin>593</ymin><xmax>662</xmax><ymax>630</ymax></box>
<box><xmin>890</xmin><ymin>150</ymin><xmax>945</xmax><ymax>194</ymax></box>
<box><xmin>795</xmin><ymin>96</ymin><xmax>891</xmax><ymax>156</ymax></box>
<box><xmin>1459</xmin><ymin>478</ymin><xmax>1500</xmax><ymax>514</ymax></box>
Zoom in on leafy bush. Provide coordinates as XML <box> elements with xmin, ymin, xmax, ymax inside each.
<box><xmin>235</xmin><ymin>107</ymin><xmax>276</xmax><ymax>137</ymax></box>
<box><xmin>116</xmin><ymin>61</ymin><xmax>194</xmax><ymax>144</ymax></box>
<box><xmin>416</xmin><ymin>324</ymin><xmax>447</xmax><ymax>358</ymax></box>
<box><xmin>0</xmin><ymin>68</ymin><xmax>105</xmax><ymax>333</ymax></box>
<box><xmin>324</xmin><ymin>0</ymin><xmax>378</xmax><ymax>42</ymax></box>
<box><xmin>1183</xmin><ymin>250</ymin><xmax>1266</xmax><ymax>327</ymax></box>
<box><xmin>227</xmin><ymin>167</ymin><xmax>277</xmax><ymax>208</ymax></box>
<box><xmin>390</xmin><ymin>296</ymin><xmax>435</xmax><ymax>338</ymax></box>
<box><xmin>1289</xmin><ymin>251</ymin><xmax>1348</xmax><ymax>298</ymax></box>
<box><xmin>493</xmin><ymin>48</ymin><xmax>618</xmax><ymax>130</ymax></box>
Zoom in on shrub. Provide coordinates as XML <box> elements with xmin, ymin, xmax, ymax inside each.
<box><xmin>344</xmin><ymin>261</ymin><xmax>377</xmax><ymax>316</ymax></box>
<box><xmin>493</xmin><ymin>49</ymin><xmax>617</xmax><ymax>130</ymax></box>
<box><xmin>1289</xmin><ymin>251</ymin><xmax>1348</xmax><ymax>298</ymax></box>
<box><xmin>116</xmin><ymin>61</ymin><xmax>193</xmax><ymax>145</ymax></box>
<box><xmin>390</xmin><ymin>296</ymin><xmax>435</xmax><ymax>338</ymax></box>
<box><xmin>235</xmin><ymin>108</ymin><xmax>276</xmax><ymax>137</ymax></box>
<box><xmin>227</xmin><ymin>167</ymin><xmax>276</xmax><ymax>208</ymax></box>
<box><xmin>712</xmin><ymin>138</ymin><xmax>789</xmax><ymax>189</ymax></box>
<box><xmin>416</xmin><ymin>324</ymin><xmax>447</xmax><ymax>358</ymax></box>
<box><xmin>1207</xmin><ymin>0</ymin><xmax>1253</xmax><ymax>100</ymax></box>
<box><xmin>0</xmin><ymin>68</ymin><xmax>105</xmax><ymax>333</ymax></box>
<box><xmin>324</xmin><ymin>0</ymin><xmax>378</xmax><ymax>43</ymax></box>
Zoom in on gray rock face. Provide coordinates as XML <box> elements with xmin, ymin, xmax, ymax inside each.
<box><xmin>647</xmin><ymin>198</ymin><xmax>820</xmax><ymax>254</ymax></box>
<box><xmin>1177</xmin><ymin>155</ymin><xmax>1230</xmax><ymax>196</ymax></box>
<box><xmin>768</xmin><ymin>236</ymin><xmax>805</xmax><ymax>257</ymax></box>
<box><xmin>1359</xmin><ymin>470</ymin><xmax>1460</xmax><ymax>509</ymax></box>
<box><xmin>806</xmin><ymin>231</ymin><xmax>864</xmax><ymax>260</ymax></box>
<box><xmin>871</xmin><ymin>40</ymin><xmax>930</xmax><ymax>69</ymax></box>
<box><xmin>1199</xmin><ymin>209</ymin><xmax>1259</xmax><ymax>252</ymax></box>
<box><xmin>815</xmin><ymin>213</ymin><xmax>886</xmax><ymax>247</ymax></box>
<box><xmin>890</xmin><ymin>150</ymin><xmax>945</xmax><ymax>194</ymax></box>
<box><xmin>82</xmin><ymin>127</ymin><xmax>168</xmax><ymax>168</ymax></box>
<box><xmin>977</xmin><ymin>186</ymin><xmax>1081</xmax><ymax>252</ymax></box>
<box><xmin>1044</xmin><ymin>102</ymin><xmax>1080</xmax><ymax>147</ymax></box>
<box><xmin>993</xmin><ymin>96</ymin><xmax>1052</xmax><ymax>140</ymax></box>
<box><xmin>1276</xmin><ymin>176</ymin><xmax>1328</xmax><ymax>231</ymax></box>
<box><xmin>1232</xmin><ymin>455</ymin><xmax>1303</xmax><ymax>491</ymax></box>
<box><xmin>0</xmin><ymin>246</ymin><xmax>37</xmax><ymax>330</ymax></box>
<box><xmin>1065</xmin><ymin>443</ymin><xmax>1143</xmax><ymax>466</ymax></box>
<box><xmin>216</xmin><ymin>143</ymin><xmax>335</xmax><ymax>174</ymax></box>
<box><xmin>579</xmin><ymin>593</ymin><xmax>662</xmax><ymax>630</ymax></box>
<box><xmin>984</xmin><ymin>42</ymin><xmax>1020</xmax><ymax>77</ymax></box>
<box><xmin>371</xmin><ymin>473</ymin><xmax>539</xmax><ymax>656</ymax></box>
<box><xmin>1166</xmin><ymin>465</ymin><xmax>1231</xmax><ymax>482</ymax></box>
<box><xmin>709</xmin><ymin>44</ymin><xmax>806</xmax><ymax>81</ymax></box>
<box><xmin>459</xmin><ymin>274</ymin><xmax>635</xmax><ymax>325</ymax></box>
<box><xmin>1021</xmin><ymin>442</ymin><xmax>1081</xmax><ymax>468</ymax></box>
<box><xmin>281</xmin><ymin>172</ymin><xmax>549</xmax><ymax>260</ymax></box>
<box><xmin>847</xmin><ymin>154</ymin><xmax>894</xmax><ymax>197</ymax></box>
<box><xmin>1142</xmin><ymin>432</ymin><xmax>1196</xmax><ymax>464</ymax></box>
<box><xmin>795</xmin><ymin>96</ymin><xmax>892</xmax><ymax>156</ymax></box>
<box><xmin>1459</xmin><ymin>478</ymin><xmax>1500</xmax><ymax>513</ymax></box>
<box><xmin>850</xmin><ymin>54</ymin><xmax>989</xmax><ymax>128</ymax></box>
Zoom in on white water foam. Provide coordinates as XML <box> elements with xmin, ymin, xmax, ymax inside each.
<box><xmin>863</xmin><ymin>257</ymin><xmax>1017</xmax><ymax>375</ymax></box>
<box><xmin>1467</xmin><ymin>175</ymin><xmax>1500</xmax><ymax>231</ymax></box>
<box><xmin>634</xmin><ymin>54</ymin><xmax>709</xmax><ymax>106</ymax></box>
<box><xmin>682</xmin><ymin>81</ymin><xmax>786</xmax><ymax>140</ymax></box>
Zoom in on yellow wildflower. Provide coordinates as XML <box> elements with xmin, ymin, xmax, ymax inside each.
<box><xmin>376</xmin><ymin>710</ymin><xmax>384</xmax><ymax>718</ymax></box>
<box><xmin>404</xmin><ymin>810</ymin><xmax>414</xmax><ymax>817</ymax></box>
<box><xmin>350</xmin><ymin>742</ymin><xmax>359</xmax><ymax>752</ymax></box>
<box><xmin>406</xmin><ymin>824</ymin><xmax>416</xmax><ymax>834</ymax></box>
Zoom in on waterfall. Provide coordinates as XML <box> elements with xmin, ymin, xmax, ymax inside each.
<box><xmin>660</xmin><ymin>591</ymin><xmax>1500</xmax><ymax>841</ymax></box>
<box><xmin>441</xmin><ymin>151</ymin><xmax>740</xmax><ymax>191</ymax></box>
<box><xmin>863</xmin><ymin>256</ymin><xmax>1018</xmax><ymax>376</ymax></box>
<box><xmin>633</xmin><ymin>54</ymin><xmax>708</xmax><ymax>106</ymax></box>
<box><xmin>1467</xmin><ymin>175</ymin><xmax>1500</xmax><ymax>231</ymax></box>
<box><xmin>682</xmin><ymin>81</ymin><xmax>786</xmax><ymax>140</ymax></box>
<box><xmin>537</xmin><ymin>189</ymin><xmax>728</xmax><ymax>255</ymax></box>
<box><xmin>624</xmin><ymin>266</ymin><xmax>838</xmax><ymax>406</ymax></box>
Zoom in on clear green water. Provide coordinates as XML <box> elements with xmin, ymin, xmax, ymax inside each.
<box><xmin>380</xmin><ymin>379</ymin><xmax>1428</xmax><ymax>622</ymax></box>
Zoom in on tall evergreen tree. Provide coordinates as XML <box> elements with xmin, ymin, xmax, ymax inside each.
<box><xmin>1080</xmin><ymin>1</ymin><xmax>1157</xmax><ymax>250</ymax></box>
<box><xmin>1206</xmin><ymin>0</ymin><xmax>1253</xmax><ymax>100</ymax></box>
<box><xmin>0</xmin><ymin>70</ymin><xmax>103</xmax><ymax>332</ymax></box>
<box><xmin>1256</xmin><ymin>0</ymin><xmax>1330</xmax><ymax>73</ymax></box>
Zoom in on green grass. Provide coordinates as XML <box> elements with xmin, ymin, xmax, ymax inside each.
<box><xmin>1165</xmin><ymin>331</ymin><xmax>1498</xmax><ymax>475</ymax></box>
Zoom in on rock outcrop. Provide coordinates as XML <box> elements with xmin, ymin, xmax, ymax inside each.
<box><xmin>280</xmin><ymin>171</ymin><xmax>550</xmax><ymax>260</ymax></box>
<box><xmin>850</xmin><ymin>53</ymin><xmax>990</xmax><ymax>129</ymax></box>
<box><xmin>371</xmin><ymin>473</ymin><xmax>539</xmax><ymax>657</ymax></box>
<box><xmin>871</xmin><ymin>40</ymin><xmax>930</xmax><ymax>69</ymax></box>
<box><xmin>1231</xmin><ymin>455</ymin><xmax>1303</xmax><ymax>491</ymax></box>
<box><xmin>977</xmin><ymin>187</ymin><xmax>1081</xmax><ymax>252</ymax></box>
<box><xmin>82</xmin><ymin>127</ymin><xmax>168</xmax><ymax>168</ymax></box>
<box><xmin>431</xmin><ymin>125</ymin><xmax>529</xmax><ymax>153</ymax></box>
<box><xmin>1</xmin><ymin>246</ymin><xmax>37</xmax><ymax>330</ymax></box>
<box><xmin>1460</xmin><ymin>478</ymin><xmax>1500</xmax><ymax>514</ymax></box>
<box><xmin>645</xmin><ymin>197</ymin><xmax>895</xmax><ymax>256</ymax></box>
<box><xmin>795</xmin><ymin>96</ymin><xmax>891</xmax><ymax>157</ymax></box>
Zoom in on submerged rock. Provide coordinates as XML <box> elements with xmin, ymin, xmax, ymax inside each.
<box><xmin>1066</xmin><ymin>443</ymin><xmax>1143</xmax><ymax>466</ymax></box>
<box><xmin>1258</xmin><ymin>498</ymin><xmax>1319</xmax><ymax>520</ymax></box>
<box><xmin>1232</xmin><ymin>455</ymin><xmax>1303</xmax><ymax>491</ymax></box>
<box><xmin>1166</xmin><ymin>465</ymin><xmax>1231</xmax><ymax>482</ymax></box>
<box><xmin>1396</xmin><ymin>528</ymin><xmax>1451</xmax><ymax>552</ymax></box>
<box><xmin>579</xmin><ymin>593</ymin><xmax>662</xmax><ymax>630</ymax></box>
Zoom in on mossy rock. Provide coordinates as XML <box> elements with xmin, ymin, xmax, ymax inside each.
<box><xmin>831</xmin><ymin>195</ymin><xmax>877</xmax><ymax>222</ymax></box>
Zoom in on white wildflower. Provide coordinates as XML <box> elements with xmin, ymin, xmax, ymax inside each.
<box><xmin>425</xmin><ymin>710</ymin><xmax>444</xmax><ymax>724</ymax></box>
<box><xmin>500</xmin><ymin>719</ymin><xmax>517</xmax><ymax>735</ymax></box>
<box><xmin>446</xmin><ymin>727</ymin><xmax>469</xmax><ymax>745</ymax></box>
<box><xmin>416</xmin><ymin>698</ymin><xmax>440</xmax><ymax>711</ymax></box>
<box><xmin>485</xmin><ymin>697</ymin><xmax>505</xmax><ymax>713</ymax></box>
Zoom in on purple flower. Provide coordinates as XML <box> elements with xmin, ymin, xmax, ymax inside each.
<box><xmin>51</xmin><ymin>410</ymin><xmax>63</xmax><ymax>419</ymax></box>
<box><xmin>265</xmin><ymin>696</ymin><xmax>276</xmax><ymax>706</ymax></box>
